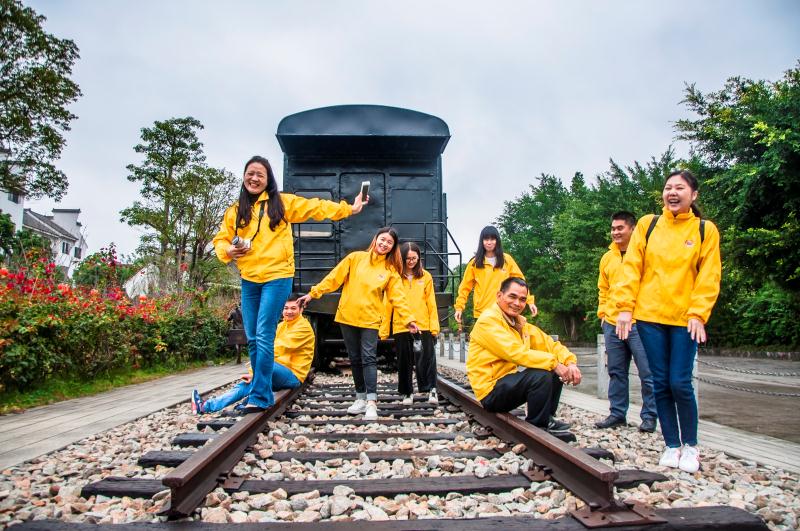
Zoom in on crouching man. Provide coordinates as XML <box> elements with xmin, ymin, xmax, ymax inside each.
<box><xmin>192</xmin><ymin>293</ymin><xmax>315</xmax><ymax>413</ymax></box>
<box><xmin>467</xmin><ymin>277</ymin><xmax>582</xmax><ymax>436</ymax></box>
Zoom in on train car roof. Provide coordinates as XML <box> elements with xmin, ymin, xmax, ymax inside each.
<box><xmin>277</xmin><ymin>105</ymin><xmax>450</xmax><ymax>158</ymax></box>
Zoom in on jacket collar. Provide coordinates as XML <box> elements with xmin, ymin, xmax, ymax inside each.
<box><xmin>661</xmin><ymin>206</ymin><xmax>695</xmax><ymax>221</ymax></box>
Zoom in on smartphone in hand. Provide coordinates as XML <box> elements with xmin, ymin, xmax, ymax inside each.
<box><xmin>360</xmin><ymin>181</ymin><xmax>370</xmax><ymax>201</ymax></box>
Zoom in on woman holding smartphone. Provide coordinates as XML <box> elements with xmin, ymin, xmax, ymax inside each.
<box><xmin>298</xmin><ymin>227</ymin><xmax>418</xmax><ymax>420</ymax></box>
<box><xmin>212</xmin><ymin>155</ymin><xmax>366</xmax><ymax>412</ymax></box>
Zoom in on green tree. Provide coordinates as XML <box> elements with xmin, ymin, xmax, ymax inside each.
<box><xmin>676</xmin><ymin>64</ymin><xmax>800</xmax><ymax>292</ymax></box>
<box><xmin>0</xmin><ymin>0</ymin><xmax>81</xmax><ymax>200</ymax></box>
<box><xmin>121</xmin><ymin>117</ymin><xmax>238</xmax><ymax>289</ymax></box>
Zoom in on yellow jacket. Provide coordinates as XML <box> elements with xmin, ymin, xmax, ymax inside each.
<box><xmin>613</xmin><ymin>208</ymin><xmax>721</xmax><ymax>326</ymax></box>
<box><xmin>379</xmin><ymin>269</ymin><xmax>440</xmax><ymax>339</ymax></box>
<box><xmin>213</xmin><ymin>192</ymin><xmax>352</xmax><ymax>283</ymax></box>
<box><xmin>274</xmin><ymin>315</ymin><xmax>315</xmax><ymax>383</ymax></box>
<box><xmin>597</xmin><ymin>242</ymin><xmax>630</xmax><ymax>326</ymax></box>
<box><xmin>467</xmin><ymin>303</ymin><xmax>577</xmax><ymax>401</ymax></box>
<box><xmin>455</xmin><ymin>253</ymin><xmax>534</xmax><ymax>317</ymax></box>
<box><xmin>309</xmin><ymin>251</ymin><xmax>415</xmax><ymax>330</ymax></box>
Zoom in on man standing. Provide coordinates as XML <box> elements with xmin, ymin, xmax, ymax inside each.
<box><xmin>596</xmin><ymin>211</ymin><xmax>657</xmax><ymax>432</ymax></box>
<box><xmin>467</xmin><ymin>277</ymin><xmax>581</xmax><ymax>436</ymax></box>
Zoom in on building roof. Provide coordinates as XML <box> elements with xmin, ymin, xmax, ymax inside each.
<box><xmin>23</xmin><ymin>209</ymin><xmax>77</xmax><ymax>242</ymax></box>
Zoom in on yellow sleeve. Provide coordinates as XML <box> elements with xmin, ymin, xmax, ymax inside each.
<box><xmin>289</xmin><ymin>319</ymin><xmax>316</xmax><ymax>382</ymax></box>
<box><xmin>506</xmin><ymin>254</ymin><xmax>535</xmax><ymax>306</ymax></box>
<box><xmin>282</xmin><ymin>193</ymin><xmax>352</xmax><ymax>223</ymax></box>
<box><xmin>212</xmin><ymin>205</ymin><xmax>238</xmax><ymax>264</ymax></box>
<box><xmin>454</xmin><ymin>260</ymin><xmax>476</xmax><ymax>312</ymax></box>
<box><xmin>614</xmin><ymin>216</ymin><xmax>649</xmax><ymax>313</ymax></box>
<box><xmin>385</xmin><ymin>272</ymin><xmax>416</xmax><ymax>328</ymax></box>
<box><xmin>597</xmin><ymin>253</ymin><xmax>610</xmax><ymax>320</ymax></box>
<box><xmin>424</xmin><ymin>272</ymin><xmax>440</xmax><ymax>335</ymax></box>
<box><xmin>378</xmin><ymin>293</ymin><xmax>392</xmax><ymax>340</ymax></box>
<box><xmin>309</xmin><ymin>253</ymin><xmax>353</xmax><ymax>298</ymax></box>
<box><xmin>527</xmin><ymin>324</ymin><xmax>577</xmax><ymax>366</ymax></box>
<box><xmin>470</xmin><ymin>314</ymin><xmax>558</xmax><ymax>371</ymax></box>
<box><xmin>688</xmin><ymin>221</ymin><xmax>722</xmax><ymax>324</ymax></box>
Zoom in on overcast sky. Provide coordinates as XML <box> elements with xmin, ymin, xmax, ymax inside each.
<box><xmin>26</xmin><ymin>0</ymin><xmax>800</xmax><ymax>260</ymax></box>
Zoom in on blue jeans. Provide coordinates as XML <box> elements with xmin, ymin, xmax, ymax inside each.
<box><xmin>637</xmin><ymin>321</ymin><xmax>698</xmax><ymax>448</ymax></box>
<box><xmin>203</xmin><ymin>362</ymin><xmax>301</xmax><ymax>413</ymax></box>
<box><xmin>240</xmin><ymin>277</ymin><xmax>293</xmax><ymax>408</ymax></box>
<box><xmin>602</xmin><ymin>322</ymin><xmax>657</xmax><ymax>422</ymax></box>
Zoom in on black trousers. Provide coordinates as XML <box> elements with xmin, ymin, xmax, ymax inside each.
<box><xmin>340</xmin><ymin>324</ymin><xmax>379</xmax><ymax>398</ymax></box>
<box><xmin>394</xmin><ymin>331</ymin><xmax>437</xmax><ymax>395</ymax></box>
<box><xmin>480</xmin><ymin>368</ymin><xmax>563</xmax><ymax>428</ymax></box>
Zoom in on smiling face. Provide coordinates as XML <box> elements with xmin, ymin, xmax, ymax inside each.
<box><xmin>663</xmin><ymin>174</ymin><xmax>698</xmax><ymax>216</ymax></box>
<box><xmin>496</xmin><ymin>282</ymin><xmax>528</xmax><ymax>318</ymax></box>
<box><xmin>243</xmin><ymin>162</ymin><xmax>268</xmax><ymax>195</ymax></box>
<box><xmin>374</xmin><ymin>232</ymin><xmax>395</xmax><ymax>255</ymax></box>
<box><xmin>482</xmin><ymin>237</ymin><xmax>497</xmax><ymax>254</ymax></box>
<box><xmin>611</xmin><ymin>219</ymin><xmax>634</xmax><ymax>249</ymax></box>
<box><xmin>282</xmin><ymin>300</ymin><xmax>302</xmax><ymax>321</ymax></box>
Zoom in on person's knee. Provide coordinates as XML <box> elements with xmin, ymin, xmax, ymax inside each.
<box><xmin>669</xmin><ymin>377</ymin><xmax>694</xmax><ymax>400</ymax></box>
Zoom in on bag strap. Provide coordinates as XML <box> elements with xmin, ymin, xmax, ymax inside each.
<box><xmin>645</xmin><ymin>214</ymin><xmax>706</xmax><ymax>269</ymax></box>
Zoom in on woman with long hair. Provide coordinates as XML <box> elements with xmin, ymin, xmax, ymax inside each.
<box><xmin>212</xmin><ymin>155</ymin><xmax>366</xmax><ymax>412</ymax></box>
<box><xmin>380</xmin><ymin>242</ymin><xmax>440</xmax><ymax>405</ymax></box>
<box><xmin>298</xmin><ymin>227</ymin><xmax>418</xmax><ymax>420</ymax></box>
<box><xmin>614</xmin><ymin>169</ymin><xmax>721</xmax><ymax>473</ymax></box>
<box><xmin>454</xmin><ymin>225</ymin><xmax>537</xmax><ymax>325</ymax></box>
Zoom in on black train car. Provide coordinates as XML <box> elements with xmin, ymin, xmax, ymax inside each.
<box><xmin>276</xmin><ymin>104</ymin><xmax>461</xmax><ymax>367</ymax></box>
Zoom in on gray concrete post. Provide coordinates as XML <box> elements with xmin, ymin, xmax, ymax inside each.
<box><xmin>597</xmin><ymin>333</ymin><xmax>608</xmax><ymax>399</ymax></box>
<box><xmin>459</xmin><ymin>334</ymin><xmax>466</xmax><ymax>363</ymax></box>
<box><xmin>438</xmin><ymin>333</ymin><xmax>445</xmax><ymax>358</ymax></box>
<box><xmin>448</xmin><ymin>332</ymin><xmax>454</xmax><ymax>360</ymax></box>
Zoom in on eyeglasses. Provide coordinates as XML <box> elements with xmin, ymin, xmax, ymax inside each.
<box><xmin>406</xmin><ymin>256</ymin><xmax>419</xmax><ymax>262</ymax></box>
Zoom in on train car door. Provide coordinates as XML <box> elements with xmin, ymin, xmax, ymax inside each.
<box><xmin>339</xmin><ymin>173</ymin><xmax>386</xmax><ymax>254</ymax></box>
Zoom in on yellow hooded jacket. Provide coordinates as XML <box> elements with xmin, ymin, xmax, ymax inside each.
<box><xmin>379</xmin><ymin>269</ymin><xmax>440</xmax><ymax>339</ymax></box>
<box><xmin>213</xmin><ymin>192</ymin><xmax>352</xmax><ymax>283</ymax></box>
<box><xmin>613</xmin><ymin>208</ymin><xmax>721</xmax><ymax>326</ymax></box>
<box><xmin>467</xmin><ymin>303</ymin><xmax>577</xmax><ymax>401</ymax></box>
<box><xmin>455</xmin><ymin>253</ymin><xmax>534</xmax><ymax>318</ymax></box>
<box><xmin>309</xmin><ymin>251</ymin><xmax>415</xmax><ymax>330</ymax></box>
<box><xmin>597</xmin><ymin>242</ymin><xmax>630</xmax><ymax>326</ymax></box>
<box><xmin>274</xmin><ymin>315</ymin><xmax>315</xmax><ymax>383</ymax></box>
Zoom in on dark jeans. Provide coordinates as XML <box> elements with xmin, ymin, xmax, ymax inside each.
<box><xmin>394</xmin><ymin>331</ymin><xmax>437</xmax><ymax>395</ymax></box>
<box><xmin>481</xmin><ymin>368</ymin><xmax>563</xmax><ymax>428</ymax></box>
<box><xmin>637</xmin><ymin>321</ymin><xmax>699</xmax><ymax>448</ymax></box>
<box><xmin>602</xmin><ymin>321</ymin><xmax>657</xmax><ymax>422</ymax></box>
<box><xmin>340</xmin><ymin>324</ymin><xmax>379</xmax><ymax>401</ymax></box>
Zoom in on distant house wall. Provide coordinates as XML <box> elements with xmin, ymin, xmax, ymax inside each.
<box><xmin>0</xmin><ymin>188</ymin><xmax>24</xmax><ymax>231</ymax></box>
<box><xmin>22</xmin><ymin>208</ymin><xmax>86</xmax><ymax>277</ymax></box>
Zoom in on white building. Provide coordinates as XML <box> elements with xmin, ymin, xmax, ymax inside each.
<box><xmin>0</xmin><ymin>188</ymin><xmax>24</xmax><ymax>231</ymax></box>
<box><xmin>22</xmin><ymin>208</ymin><xmax>88</xmax><ymax>277</ymax></box>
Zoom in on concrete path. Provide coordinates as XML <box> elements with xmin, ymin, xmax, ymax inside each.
<box><xmin>0</xmin><ymin>362</ymin><xmax>245</xmax><ymax>470</ymax></box>
<box><xmin>435</xmin><ymin>344</ymin><xmax>800</xmax><ymax>474</ymax></box>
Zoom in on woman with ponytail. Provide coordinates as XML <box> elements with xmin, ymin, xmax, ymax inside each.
<box><xmin>298</xmin><ymin>227</ymin><xmax>418</xmax><ymax>421</ymax></box>
<box><xmin>213</xmin><ymin>156</ymin><xmax>366</xmax><ymax>412</ymax></box>
<box><xmin>614</xmin><ymin>169</ymin><xmax>721</xmax><ymax>473</ymax></box>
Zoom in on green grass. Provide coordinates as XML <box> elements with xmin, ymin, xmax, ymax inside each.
<box><xmin>0</xmin><ymin>357</ymin><xmax>231</xmax><ymax>414</ymax></box>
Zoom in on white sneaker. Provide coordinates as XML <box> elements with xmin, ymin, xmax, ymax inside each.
<box><xmin>363</xmin><ymin>401</ymin><xmax>378</xmax><ymax>421</ymax></box>
<box><xmin>658</xmin><ymin>446</ymin><xmax>681</xmax><ymax>468</ymax></box>
<box><xmin>428</xmin><ymin>388</ymin><xmax>439</xmax><ymax>404</ymax></box>
<box><xmin>678</xmin><ymin>445</ymin><xmax>700</xmax><ymax>473</ymax></box>
<box><xmin>401</xmin><ymin>395</ymin><xmax>413</xmax><ymax>405</ymax></box>
<box><xmin>347</xmin><ymin>399</ymin><xmax>367</xmax><ymax>414</ymax></box>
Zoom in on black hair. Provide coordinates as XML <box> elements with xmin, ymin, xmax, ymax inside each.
<box><xmin>611</xmin><ymin>211</ymin><xmax>637</xmax><ymax>228</ymax></box>
<box><xmin>474</xmin><ymin>225</ymin><xmax>505</xmax><ymax>269</ymax></box>
<box><xmin>500</xmin><ymin>276</ymin><xmax>527</xmax><ymax>293</ymax></box>
<box><xmin>368</xmin><ymin>227</ymin><xmax>403</xmax><ymax>273</ymax></box>
<box><xmin>236</xmin><ymin>156</ymin><xmax>286</xmax><ymax>232</ymax></box>
<box><xmin>286</xmin><ymin>292</ymin><xmax>302</xmax><ymax>302</ymax></box>
<box><xmin>666</xmin><ymin>170</ymin><xmax>702</xmax><ymax>218</ymax></box>
<box><xmin>401</xmin><ymin>242</ymin><xmax>424</xmax><ymax>279</ymax></box>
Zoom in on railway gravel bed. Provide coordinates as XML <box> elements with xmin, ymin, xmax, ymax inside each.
<box><xmin>0</xmin><ymin>367</ymin><xmax>795</xmax><ymax>529</ymax></box>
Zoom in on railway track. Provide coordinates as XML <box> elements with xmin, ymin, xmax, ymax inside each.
<box><xmin>17</xmin><ymin>373</ymin><xmax>767</xmax><ymax>530</ymax></box>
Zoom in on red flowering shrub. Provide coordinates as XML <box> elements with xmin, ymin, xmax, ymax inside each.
<box><xmin>0</xmin><ymin>259</ymin><xmax>226</xmax><ymax>391</ymax></box>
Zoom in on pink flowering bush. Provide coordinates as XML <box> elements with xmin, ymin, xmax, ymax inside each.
<box><xmin>0</xmin><ymin>258</ymin><xmax>226</xmax><ymax>392</ymax></box>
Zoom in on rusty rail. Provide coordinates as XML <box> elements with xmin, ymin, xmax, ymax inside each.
<box><xmin>161</xmin><ymin>379</ymin><xmax>308</xmax><ymax>518</ymax></box>
<box><xmin>436</xmin><ymin>376</ymin><xmax>664</xmax><ymax>527</ymax></box>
